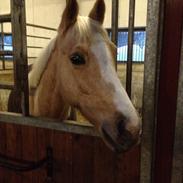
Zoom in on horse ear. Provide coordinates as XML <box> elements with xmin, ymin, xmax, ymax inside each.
<box><xmin>59</xmin><ymin>0</ymin><xmax>79</xmax><ymax>33</ymax></box>
<box><xmin>88</xmin><ymin>0</ymin><xmax>105</xmax><ymax>24</ymax></box>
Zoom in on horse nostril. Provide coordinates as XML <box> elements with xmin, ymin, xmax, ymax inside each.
<box><xmin>117</xmin><ymin>120</ymin><xmax>125</xmax><ymax>136</ymax></box>
<box><xmin>117</xmin><ymin>120</ymin><xmax>134</xmax><ymax>145</ymax></box>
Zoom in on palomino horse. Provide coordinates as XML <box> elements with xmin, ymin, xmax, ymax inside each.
<box><xmin>9</xmin><ymin>0</ymin><xmax>141</xmax><ymax>153</ymax></box>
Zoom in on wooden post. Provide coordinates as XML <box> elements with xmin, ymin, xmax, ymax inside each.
<box><xmin>11</xmin><ymin>0</ymin><xmax>29</xmax><ymax>116</ymax></box>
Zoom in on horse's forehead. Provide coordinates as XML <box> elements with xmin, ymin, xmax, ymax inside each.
<box><xmin>91</xmin><ymin>41</ymin><xmax>111</xmax><ymax>64</ymax></box>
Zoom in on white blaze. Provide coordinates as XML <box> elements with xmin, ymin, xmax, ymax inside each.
<box><xmin>91</xmin><ymin>39</ymin><xmax>138</xmax><ymax>124</ymax></box>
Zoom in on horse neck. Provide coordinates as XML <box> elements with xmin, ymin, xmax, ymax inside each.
<box><xmin>30</xmin><ymin>46</ymin><xmax>70</xmax><ymax>120</ymax></box>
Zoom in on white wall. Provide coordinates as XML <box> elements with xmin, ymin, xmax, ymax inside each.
<box><xmin>0</xmin><ymin>0</ymin><xmax>11</xmax><ymax>33</ymax></box>
<box><xmin>26</xmin><ymin>0</ymin><xmax>65</xmax><ymax>62</ymax></box>
<box><xmin>0</xmin><ymin>0</ymin><xmax>10</xmax><ymax>14</ymax></box>
<box><xmin>0</xmin><ymin>0</ymin><xmax>147</xmax><ymax>61</ymax></box>
<box><xmin>79</xmin><ymin>0</ymin><xmax>147</xmax><ymax>28</ymax></box>
<box><xmin>26</xmin><ymin>0</ymin><xmax>148</xmax><ymax>35</ymax></box>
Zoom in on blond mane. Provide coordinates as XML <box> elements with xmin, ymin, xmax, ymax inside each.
<box><xmin>29</xmin><ymin>36</ymin><xmax>57</xmax><ymax>89</ymax></box>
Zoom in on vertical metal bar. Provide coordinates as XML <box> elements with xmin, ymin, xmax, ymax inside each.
<box><xmin>126</xmin><ymin>0</ymin><xmax>135</xmax><ymax>98</ymax></box>
<box><xmin>171</xmin><ymin>31</ymin><xmax>183</xmax><ymax>183</ymax></box>
<box><xmin>0</xmin><ymin>23</ymin><xmax>5</xmax><ymax>70</ymax></box>
<box><xmin>111</xmin><ymin>0</ymin><xmax>119</xmax><ymax>71</ymax></box>
<box><xmin>11</xmin><ymin>0</ymin><xmax>29</xmax><ymax>116</ymax></box>
<box><xmin>140</xmin><ymin>0</ymin><xmax>164</xmax><ymax>182</ymax></box>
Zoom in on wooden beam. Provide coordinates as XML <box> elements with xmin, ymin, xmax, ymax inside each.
<box><xmin>0</xmin><ymin>51</ymin><xmax>13</xmax><ymax>56</ymax></box>
<box><xmin>0</xmin><ymin>14</ymin><xmax>11</xmax><ymax>23</ymax></box>
<box><xmin>0</xmin><ymin>82</ymin><xmax>14</xmax><ymax>90</ymax></box>
<box><xmin>0</xmin><ymin>112</ymin><xmax>99</xmax><ymax>137</ymax></box>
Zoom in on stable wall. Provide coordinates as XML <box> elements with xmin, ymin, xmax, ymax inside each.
<box><xmin>0</xmin><ymin>0</ymin><xmax>147</xmax><ymax>59</ymax></box>
<box><xmin>25</xmin><ymin>0</ymin><xmax>147</xmax><ymax>28</ymax></box>
<box><xmin>0</xmin><ymin>0</ymin><xmax>145</xmax><ymax>111</ymax></box>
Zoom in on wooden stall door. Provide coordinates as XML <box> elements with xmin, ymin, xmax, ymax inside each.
<box><xmin>0</xmin><ymin>122</ymin><xmax>140</xmax><ymax>183</ymax></box>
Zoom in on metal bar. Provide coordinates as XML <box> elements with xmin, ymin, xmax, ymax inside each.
<box><xmin>111</xmin><ymin>0</ymin><xmax>119</xmax><ymax>70</ymax></box>
<box><xmin>0</xmin><ymin>32</ymin><xmax>11</xmax><ymax>35</ymax></box>
<box><xmin>0</xmin><ymin>14</ymin><xmax>11</xmax><ymax>23</ymax></box>
<box><xmin>140</xmin><ymin>0</ymin><xmax>164</xmax><ymax>182</ymax></box>
<box><xmin>0</xmin><ymin>23</ymin><xmax>5</xmax><ymax>70</ymax></box>
<box><xmin>0</xmin><ymin>43</ymin><xmax>12</xmax><ymax>46</ymax></box>
<box><xmin>171</xmin><ymin>30</ymin><xmax>183</xmax><ymax>183</ymax></box>
<box><xmin>26</xmin><ymin>23</ymin><xmax>57</xmax><ymax>31</ymax></box>
<box><xmin>27</xmin><ymin>35</ymin><xmax>51</xmax><ymax>40</ymax></box>
<box><xmin>0</xmin><ymin>68</ymin><xmax>13</xmax><ymax>71</ymax></box>
<box><xmin>106</xmin><ymin>27</ymin><xmax>146</xmax><ymax>33</ymax></box>
<box><xmin>28</xmin><ymin>57</ymin><xmax>37</xmax><ymax>59</ymax></box>
<box><xmin>0</xmin><ymin>112</ymin><xmax>99</xmax><ymax>137</ymax></box>
<box><xmin>126</xmin><ymin>0</ymin><xmax>136</xmax><ymax>98</ymax></box>
<box><xmin>11</xmin><ymin>0</ymin><xmax>29</xmax><ymax>116</ymax></box>
<box><xmin>27</xmin><ymin>46</ymin><xmax>43</xmax><ymax>49</ymax></box>
<box><xmin>0</xmin><ymin>51</ymin><xmax>13</xmax><ymax>56</ymax></box>
<box><xmin>0</xmin><ymin>83</ymin><xmax>14</xmax><ymax>90</ymax></box>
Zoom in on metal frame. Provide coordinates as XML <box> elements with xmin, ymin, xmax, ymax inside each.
<box><xmin>0</xmin><ymin>23</ymin><xmax>5</xmax><ymax>70</ymax></box>
<box><xmin>106</xmin><ymin>27</ymin><xmax>146</xmax><ymax>64</ymax></box>
<box><xmin>126</xmin><ymin>0</ymin><xmax>136</xmax><ymax>98</ymax></box>
<box><xmin>140</xmin><ymin>0</ymin><xmax>164</xmax><ymax>182</ymax></box>
<box><xmin>111</xmin><ymin>0</ymin><xmax>119</xmax><ymax>70</ymax></box>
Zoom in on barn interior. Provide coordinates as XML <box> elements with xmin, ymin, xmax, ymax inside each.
<box><xmin>0</xmin><ymin>0</ymin><xmax>182</xmax><ymax>183</ymax></box>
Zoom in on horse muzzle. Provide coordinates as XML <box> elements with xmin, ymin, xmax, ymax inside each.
<box><xmin>101</xmin><ymin>120</ymin><xmax>141</xmax><ymax>153</ymax></box>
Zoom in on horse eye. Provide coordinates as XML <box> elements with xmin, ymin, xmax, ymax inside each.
<box><xmin>70</xmin><ymin>53</ymin><xmax>86</xmax><ymax>65</ymax></box>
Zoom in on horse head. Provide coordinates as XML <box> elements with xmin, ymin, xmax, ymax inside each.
<box><xmin>55</xmin><ymin>0</ymin><xmax>141</xmax><ymax>153</ymax></box>
<box><xmin>28</xmin><ymin>0</ymin><xmax>141</xmax><ymax>153</ymax></box>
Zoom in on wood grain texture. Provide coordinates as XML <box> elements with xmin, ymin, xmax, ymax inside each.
<box><xmin>93</xmin><ymin>139</ymin><xmax>116</xmax><ymax>183</ymax></box>
<box><xmin>36</xmin><ymin>128</ymin><xmax>53</xmax><ymax>183</ymax></box>
<box><xmin>53</xmin><ymin>132</ymin><xmax>72</xmax><ymax>183</ymax></box>
<box><xmin>21</xmin><ymin>126</ymin><xmax>38</xmax><ymax>183</ymax></box>
<box><xmin>5</xmin><ymin>124</ymin><xmax>22</xmax><ymax>183</ymax></box>
<box><xmin>72</xmin><ymin>134</ymin><xmax>94</xmax><ymax>183</ymax></box>
<box><xmin>0</xmin><ymin>122</ymin><xmax>141</xmax><ymax>183</ymax></box>
<box><xmin>0</xmin><ymin>123</ymin><xmax>7</xmax><ymax>183</ymax></box>
<box><xmin>115</xmin><ymin>146</ymin><xmax>140</xmax><ymax>183</ymax></box>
